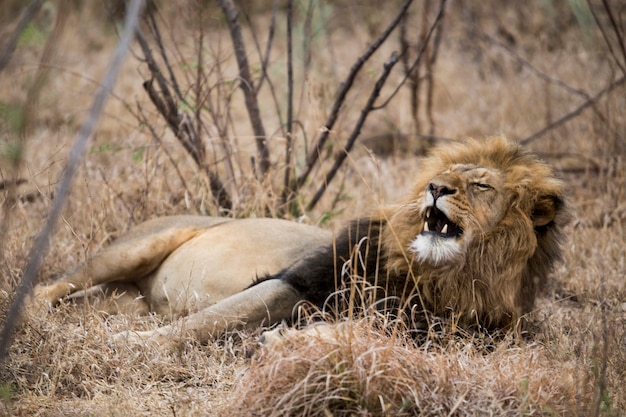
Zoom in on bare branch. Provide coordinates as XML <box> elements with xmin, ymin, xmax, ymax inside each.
<box><xmin>587</xmin><ymin>0</ymin><xmax>626</xmax><ymax>77</ymax></box>
<box><xmin>241</xmin><ymin>0</ymin><xmax>279</xmax><ymax>94</ymax></box>
<box><xmin>0</xmin><ymin>0</ymin><xmax>69</xmax><ymax>283</ymax></box>
<box><xmin>137</xmin><ymin>27</ymin><xmax>232</xmax><ymax>211</ymax></box>
<box><xmin>307</xmin><ymin>52</ymin><xmax>400</xmax><ymax>211</ymax></box>
<box><xmin>145</xmin><ymin>9</ymin><xmax>185</xmax><ymax>102</ymax></box>
<box><xmin>373</xmin><ymin>0</ymin><xmax>447</xmax><ymax>111</ymax></box>
<box><xmin>282</xmin><ymin>0</ymin><xmax>295</xmax><ymax>205</ymax></box>
<box><xmin>136</xmin><ymin>30</ymin><xmax>179</xmax><ymax>121</ymax></box>
<box><xmin>142</xmin><ymin>78</ymin><xmax>232</xmax><ymax>211</ymax></box>
<box><xmin>483</xmin><ymin>33</ymin><xmax>591</xmax><ymax>99</ymax></box>
<box><xmin>424</xmin><ymin>3</ymin><xmax>445</xmax><ymax>136</ymax></box>
<box><xmin>0</xmin><ymin>0</ymin><xmax>44</xmax><ymax>73</ymax></box>
<box><xmin>296</xmin><ymin>0</ymin><xmax>414</xmax><ymax>191</ymax></box>
<box><xmin>521</xmin><ymin>75</ymin><xmax>626</xmax><ymax>145</ymax></box>
<box><xmin>241</xmin><ymin>0</ymin><xmax>287</xmax><ymax>144</ymax></box>
<box><xmin>136</xmin><ymin>102</ymin><xmax>192</xmax><ymax>195</ymax></box>
<box><xmin>0</xmin><ymin>0</ymin><xmax>145</xmax><ymax>366</ymax></box>
<box><xmin>399</xmin><ymin>8</ymin><xmax>420</xmax><ymax>133</ymax></box>
<box><xmin>218</xmin><ymin>0</ymin><xmax>270</xmax><ymax>177</ymax></box>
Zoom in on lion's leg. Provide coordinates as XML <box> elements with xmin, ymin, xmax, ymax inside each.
<box><xmin>66</xmin><ymin>283</ymin><xmax>150</xmax><ymax>316</ymax></box>
<box><xmin>115</xmin><ymin>279</ymin><xmax>302</xmax><ymax>346</ymax></box>
<box><xmin>32</xmin><ymin>226</ymin><xmax>202</xmax><ymax>308</ymax></box>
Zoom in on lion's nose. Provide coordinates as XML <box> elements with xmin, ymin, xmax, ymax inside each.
<box><xmin>428</xmin><ymin>182</ymin><xmax>456</xmax><ymax>201</ymax></box>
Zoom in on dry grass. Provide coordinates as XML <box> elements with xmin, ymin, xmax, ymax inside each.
<box><xmin>232</xmin><ymin>322</ymin><xmax>595</xmax><ymax>416</ymax></box>
<box><xmin>1</xmin><ymin>2</ymin><xmax>625</xmax><ymax>416</ymax></box>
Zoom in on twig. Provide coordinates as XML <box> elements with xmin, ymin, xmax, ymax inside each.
<box><xmin>282</xmin><ymin>0</ymin><xmax>295</xmax><ymax>205</ymax></box>
<box><xmin>136</xmin><ymin>102</ymin><xmax>192</xmax><ymax>196</ymax></box>
<box><xmin>425</xmin><ymin>3</ymin><xmax>445</xmax><ymax>137</ymax></box>
<box><xmin>483</xmin><ymin>33</ymin><xmax>591</xmax><ymax>99</ymax></box>
<box><xmin>372</xmin><ymin>0</ymin><xmax>447</xmax><ymax>111</ymax></box>
<box><xmin>0</xmin><ymin>0</ymin><xmax>68</xmax><ymax>279</ymax></box>
<box><xmin>521</xmin><ymin>75</ymin><xmax>626</xmax><ymax>145</ymax></box>
<box><xmin>296</xmin><ymin>0</ymin><xmax>317</xmax><ymax>141</ymax></box>
<box><xmin>482</xmin><ymin>30</ymin><xmax>617</xmax><ymax>131</ymax></box>
<box><xmin>0</xmin><ymin>0</ymin><xmax>145</xmax><ymax>366</ymax></box>
<box><xmin>241</xmin><ymin>0</ymin><xmax>279</xmax><ymax>94</ymax></box>
<box><xmin>296</xmin><ymin>0</ymin><xmax>413</xmax><ymax>191</ymax></box>
<box><xmin>587</xmin><ymin>0</ymin><xmax>626</xmax><ymax>77</ymax></box>
<box><xmin>137</xmin><ymin>29</ymin><xmax>232</xmax><ymax>211</ymax></box>
<box><xmin>146</xmin><ymin>10</ymin><xmax>185</xmax><ymax>102</ymax></box>
<box><xmin>307</xmin><ymin>52</ymin><xmax>400</xmax><ymax>211</ymax></box>
<box><xmin>0</xmin><ymin>0</ymin><xmax>44</xmax><ymax>73</ymax></box>
<box><xmin>218</xmin><ymin>0</ymin><xmax>270</xmax><ymax>178</ymax></box>
<box><xmin>241</xmin><ymin>0</ymin><xmax>287</xmax><ymax>145</ymax></box>
<box><xmin>0</xmin><ymin>179</ymin><xmax>27</xmax><ymax>190</ymax></box>
<box><xmin>135</xmin><ymin>30</ymin><xmax>178</xmax><ymax>124</ymax></box>
<box><xmin>399</xmin><ymin>9</ymin><xmax>419</xmax><ymax>132</ymax></box>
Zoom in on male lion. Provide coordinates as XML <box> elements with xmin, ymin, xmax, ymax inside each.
<box><xmin>32</xmin><ymin>136</ymin><xmax>570</xmax><ymax>344</ymax></box>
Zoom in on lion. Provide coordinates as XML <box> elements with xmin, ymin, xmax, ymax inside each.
<box><xmin>31</xmin><ymin>136</ymin><xmax>570</xmax><ymax>345</ymax></box>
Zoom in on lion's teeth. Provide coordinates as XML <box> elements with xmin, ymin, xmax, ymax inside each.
<box><xmin>424</xmin><ymin>222</ymin><xmax>430</xmax><ymax>232</ymax></box>
<box><xmin>426</xmin><ymin>208</ymin><xmax>431</xmax><ymax>218</ymax></box>
<box><xmin>441</xmin><ymin>224</ymin><xmax>448</xmax><ymax>234</ymax></box>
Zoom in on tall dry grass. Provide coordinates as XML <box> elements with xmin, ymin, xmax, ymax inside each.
<box><xmin>1</xmin><ymin>1</ymin><xmax>625</xmax><ymax>416</ymax></box>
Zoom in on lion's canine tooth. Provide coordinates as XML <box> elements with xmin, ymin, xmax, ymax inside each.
<box><xmin>426</xmin><ymin>208</ymin><xmax>431</xmax><ymax>218</ymax></box>
<box><xmin>441</xmin><ymin>224</ymin><xmax>448</xmax><ymax>234</ymax></box>
<box><xmin>424</xmin><ymin>222</ymin><xmax>430</xmax><ymax>232</ymax></box>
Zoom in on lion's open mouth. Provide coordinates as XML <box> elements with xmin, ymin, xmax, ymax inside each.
<box><xmin>423</xmin><ymin>206</ymin><xmax>463</xmax><ymax>238</ymax></box>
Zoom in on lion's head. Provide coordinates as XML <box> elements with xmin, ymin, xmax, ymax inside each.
<box><xmin>383</xmin><ymin>136</ymin><xmax>571</xmax><ymax>330</ymax></box>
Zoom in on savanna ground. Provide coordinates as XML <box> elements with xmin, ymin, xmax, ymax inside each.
<box><xmin>0</xmin><ymin>0</ymin><xmax>625</xmax><ymax>416</ymax></box>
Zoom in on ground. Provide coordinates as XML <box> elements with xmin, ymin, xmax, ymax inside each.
<box><xmin>1</xmin><ymin>1</ymin><xmax>625</xmax><ymax>416</ymax></box>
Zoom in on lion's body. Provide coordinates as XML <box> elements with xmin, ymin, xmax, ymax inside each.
<box><xmin>32</xmin><ymin>136</ymin><xmax>570</xmax><ymax>344</ymax></box>
<box><xmin>37</xmin><ymin>216</ymin><xmax>331</xmax><ymax>317</ymax></box>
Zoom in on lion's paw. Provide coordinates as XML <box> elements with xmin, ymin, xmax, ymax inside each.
<box><xmin>30</xmin><ymin>282</ymin><xmax>75</xmax><ymax>310</ymax></box>
<box><xmin>257</xmin><ymin>325</ymin><xmax>287</xmax><ymax>347</ymax></box>
<box><xmin>113</xmin><ymin>328</ymin><xmax>174</xmax><ymax>348</ymax></box>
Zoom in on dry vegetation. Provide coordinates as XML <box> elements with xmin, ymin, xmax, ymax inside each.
<box><xmin>1</xmin><ymin>0</ymin><xmax>625</xmax><ymax>416</ymax></box>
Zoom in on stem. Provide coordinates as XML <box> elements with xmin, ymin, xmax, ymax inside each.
<box><xmin>295</xmin><ymin>0</ymin><xmax>413</xmax><ymax>191</ymax></box>
<box><xmin>0</xmin><ymin>0</ymin><xmax>145</xmax><ymax>366</ymax></box>
<box><xmin>217</xmin><ymin>0</ymin><xmax>270</xmax><ymax>178</ymax></box>
<box><xmin>307</xmin><ymin>52</ymin><xmax>400</xmax><ymax>211</ymax></box>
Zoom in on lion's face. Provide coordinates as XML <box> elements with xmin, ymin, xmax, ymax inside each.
<box><xmin>410</xmin><ymin>164</ymin><xmax>507</xmax><ymax>266</ymax></box>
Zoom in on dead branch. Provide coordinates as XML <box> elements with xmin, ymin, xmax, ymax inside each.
<box><xmin>282</xmin><ymin>0</ymin><xmax>295</xmax><ymax>205</ymax></box>
<box><xmin>425</xmin><ymin>4</ymin><xmax>445</xmax><ymax>137</ymax></box>
<box><xmin>0</xmin><ymin>0</ymin><xmax>68</xmax><ymax>278</ymax></box>
<box><xmin>483</xmin><ymin>33</ymin><xmax>591</xmax><ymax>99</ymax></box>
<box><xmin>521</xmin><ymin>75</ymin><xmax>626</xmax><ymax>145</ymax></box>
<box><xmin>587</xmin><ymin>0</ymin><xmax>626</xmax><ymax>77</ymax></box>
<box><xmin>240</xmin><ymin>0</ymin><xmax>279</xmax><ymax>94</ymax></box>
<box><xmin>296</xmin><ymin>0</ymin><xmax>414</xmax><ymax>192</ymax></box>
<box><xmin>372</xmin><ymin>0</ymin><xmax>447</xmax><ymax>111</ymax></box>
<box><xmin>399</xmin><ymin>10</ymin><xmax>418</xmax><ymax>132</ymax></box>
<box><xmin>135</xmin><ymin>30</ymin><xmax>178</xmax><ymax>124</ymax></box>
<box><xmin>307</xmin><ymin>52</ymin><xmax>400</xmax><ymax>211</ymax></box>
<box><xmin>146</xmin><ymin>10</ymin><xmax>184</xmax><ymax>102</ymax></box>
<box><xmin>136</xmin><ymin>28</ymin><xmax>232</xmax><ymax>211</ymax></box>
<box><xmin>136</xmin><ymin>102</ymin><xmax>191</xmax><ymax>196</ymax></box>
<box><xmin>0</xmin><ymin>0</ymin><xmax>44</xmax><ymax>73</ymax></box>
<box><xmin>142</xmin><ymin>78</ymin><xmax>232</xmax><ymax>211</ymax></box>
<box><xmin>0</xmin><ymin>0</ymin><xmax>145</xmax><ymax>366</ymax></box>
<box><xmin>241</xmin><ymin>0</ymin><xmax>288</xmax><ymax>146</ymax></box>
<box><xmin>0</xmin><ymin>178</ymin><xmax>27</xmax><ymax>190</ymax></box>
<box><xmin>218</xmin><ymin>0</ymin><xmax>270</xmax><ymax>178</ymax></box>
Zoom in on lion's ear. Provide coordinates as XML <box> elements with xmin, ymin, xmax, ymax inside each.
<box><xmin>532</xmin><ymin>195</ymin><xmax>560</xmax><ymax>227</ymax></box>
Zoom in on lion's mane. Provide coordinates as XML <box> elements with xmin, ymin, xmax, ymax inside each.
<box><xmin>377</xmin><ymin>136</ymin><xmax>571</xmax><ymax>330</ymax></box>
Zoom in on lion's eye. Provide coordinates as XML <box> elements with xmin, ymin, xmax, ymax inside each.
<box><xmin>473</xmin><ymin>182</ymin><xmax>491</xmax><ymax>191</ymax></box>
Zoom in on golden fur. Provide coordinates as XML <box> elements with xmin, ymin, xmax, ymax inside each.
<box><xmin>381</xmin><ymin>137</ymin><xmax>570</xmax><ymax>329</ymax></box>
<box><xmin>31</xmin><ymin>136</ymin><xmax>570</xmax><ymax>344</ymax></box>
